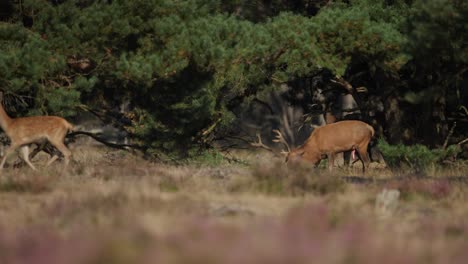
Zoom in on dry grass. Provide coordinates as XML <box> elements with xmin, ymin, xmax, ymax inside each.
<box><xmin>0</xmin><ymin>147</ymin><xmax>467</xmax><ymax>263</ymax></box>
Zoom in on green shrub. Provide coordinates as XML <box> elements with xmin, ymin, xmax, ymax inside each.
<box><xmin>186</xmin><ymin>149</ymin><xmax>227</xmax><ymax>167</ymax></box>
<box><xmin>377</xmin><ymin>139</ymin><xmax>461</xmax><ymax>171</ymax></box>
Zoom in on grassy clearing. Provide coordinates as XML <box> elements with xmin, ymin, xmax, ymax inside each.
<box><xmin>0</xmin><ymin>148</ymin><xmax>467</xmax><ymax>263</ymax></box>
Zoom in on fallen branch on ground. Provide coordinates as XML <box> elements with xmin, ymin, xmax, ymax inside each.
<box><xmin>67</xmin><ymin>131</ymin><xmax>145</xmax><ymax>151</ymax></box>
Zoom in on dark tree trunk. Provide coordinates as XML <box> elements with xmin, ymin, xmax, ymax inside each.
<box><xmin>432</xmin><ymin>91</ymin><xmax>449</xmax><ymax>147</ymax></box>
<box><xmin>419</xmin><ymin>90</ymin><xmax>449</xmax><ymax>147</ymax></box>
<box><xmin>384</xmin><ymin>95</ymin><xmax>404</xmax><ymax>144</ymax></box>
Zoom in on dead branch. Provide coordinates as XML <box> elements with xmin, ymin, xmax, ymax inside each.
<box><xmin>201</xmin><ymin>118</ymin><xmax>222</xmax><ymax>137</ymax></box>
<box><xmin>458</xmin><ymin>138</ymin><xmax>468</xmax><ymax>146</ymax></box>
<box><xmin>75</xmin><ymin>104</ymin><xmax>132</xmax><ymax>133</ymax></box>
<box><xmin>0</xmin><ymin>90</ymin><xmax>31</xmax><ymax>110</ymax></box>
<box><xmin>279</xmin><ymin>105</ymin><xmax>296</xmax><ymax>147</ymax></box>
<box><xmin>442</xmin><ymin>122</ymin><xmax>457</xmax><ymax>149</ymax></box>
<box><xmin>252</xmin><ymin>98</ymin><xmax>274</xmax><ymax>115</ymax></box>
<box><xmin>330</xmin><ymin>76</ymin><xmax>353</xmax><ymax>92</ymax></box>
<box><xmin>67</xmin><ymin>131</ymin><xmax>145</xmax><ymax>152</ymax></box>
<box><xmin>356</xmin><ymin>86</ymin><xmax>368</xmax><ymax>93</ymax></box>
<box><xmin>460</xmin><ymin>106</ymin><xmax>468</xmax><ymax>116</ymax></box>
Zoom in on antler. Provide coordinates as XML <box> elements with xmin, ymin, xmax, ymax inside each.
<box><xmin>251</xmin><ymin>132</ymin><xmax>274</xmax><ymax>152</ymax></box>
<box><xmin>272</xmin><ymin>129</ymin><xmax>291</xmax><ymax>153</ymax></box>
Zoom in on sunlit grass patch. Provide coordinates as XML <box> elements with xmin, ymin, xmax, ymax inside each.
<box><xmin>0</xmin><ymin>170</ymin><xmax>59</xmax><ymax>193</ymax></box>
<box><xmin>158</xmin><ymin>175</ymin><xmax>180</xmax><ymax>192</ymax></box>
<box><xmin>230</xmin><ymin>161</ymin><xmax>346</xmax><ymax>195</ymax></box>
<box><xmin>0</xmin><ymin>147</ymin><xmax>466</xmax><ymax>263</ymax></box>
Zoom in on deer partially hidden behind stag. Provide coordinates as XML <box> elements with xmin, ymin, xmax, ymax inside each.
<box><xmin>254</xmin><ymin>120</ymin><xmax>375</xmax><ymax>172</ymax></box>
<box><xmin>0</xmin><ymin>92</ymin><xmax>73</xmax><ymax>171</ymax></box>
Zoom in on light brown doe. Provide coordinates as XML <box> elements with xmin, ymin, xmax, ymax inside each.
<box><xmin>0</xmin><ymin>94</ymin><xmax>73</xmax><ymax>171</ymax></box>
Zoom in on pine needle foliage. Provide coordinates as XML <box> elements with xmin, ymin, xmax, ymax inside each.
<box><xmin>1</xmin><ymin>0</ymin><xmax>465</xmax><ymax>157</ymax></box>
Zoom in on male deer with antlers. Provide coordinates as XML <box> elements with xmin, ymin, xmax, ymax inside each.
<box><xmin>0</xmin><ymin>92</ymin><xmax>73</xmax><ymax>171</ymax></box>
<box><xmin>285</xmin><ymin>120</ymin><xmax>374</xmax><ymax>172</ymax></box>
<box><xmin>254</xmin><ymin>120</ymin><xmax>374</xmax><ymax>172</ymax></box>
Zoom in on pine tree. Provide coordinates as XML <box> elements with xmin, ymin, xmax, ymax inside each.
<box><xmin>1</xmin><ymin>0</ymin><xmax>465</xmax><ymax>157</ymax></box>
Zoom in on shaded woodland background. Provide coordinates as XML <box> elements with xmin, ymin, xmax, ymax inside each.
<box><xmin>0</xmin><ymin>0</ymin><xmax>467</xmax><ymax>159</ymax></box>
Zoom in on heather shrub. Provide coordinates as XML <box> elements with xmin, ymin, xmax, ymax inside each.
<box><xmin>44</xmin><ymin>191</ymin><xmax>134</xmax><ymax>226</ymax></box>
<box><xmin>248</xmin><ymin>161</ymin><xmax>345</xmax><ymax>195</ymax></box>
<box><xmin>0</xmin><ymin>173</ymin><xmax>57</xmax><ymax>193</ymax></box>
<box><xmin>384</xmin><ymin>178</ymin><xmax>452</xmax><ymax>200</ymax></box>
<box><xmin>3</xmin><ymin>203</ymin><xmax>468</xmax><ymax>264</ymax></box>
<box><xmin>158</xmin><ymin>175</ymin><xmax>180</xmax><ymax>192</ymax></box>
<box><xmin>41</xmin><ymin>190</ymin><xmax>205</xmax><ymax>229</ymax></box>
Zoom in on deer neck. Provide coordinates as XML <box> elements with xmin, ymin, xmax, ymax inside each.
<box><xmin>302</xmin><ymin>149</ymin><xmax>322</xmax><ymax>164</ymax></box>
<box><xmin>0</xmin><ymin>103</ymin><xmax>12</xmax><ymax>132</ymax></box>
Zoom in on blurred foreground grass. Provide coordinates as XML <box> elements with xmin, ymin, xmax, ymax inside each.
<box><xmin>0</xmin><ymin>147</ymin><xmax>467</xmax><ymax>264</ymax></box>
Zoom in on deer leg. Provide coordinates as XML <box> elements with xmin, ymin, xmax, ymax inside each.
<box><xmin>49</xmin><ymin>141</ymin><xmax>71</xmax><ymax>166</ymax></box>
<box><xmin>343</xmin><ymin>151</ymin><xmax>352</xmax><ymax>167</ymax></box>
<box><xmin>15</xmin><ymin>143</ymin><xmax>60</xmax><ymax>168</ymax></box>
<box><xmin>13</xmin><ymin>143</ymin><xmax>42</xmax><ymax>168</ymax></box>
<box><xmin>42</xmin><ymin>143</ymin><xmax>62</xmax><ymax>166</ymax></box>
<box><xmin>0</xmin><ymin>144</ymin><xmax>19</xmax><ymax>170</ymax></box>
<box><xmin>327</xmin><ymin>153</ymin><xmax>335</xmax><ymax>171</ymax></box>
<box><xmin>46</xmin><ymin>155</ymin><xmax>60</xmax><ymax>166</ymax></box>
<box><xmin>28</xmin><ymin>142</ymin><xmax>47</xmax><ymax>161</ymax></box>
<box><xmin>357</xmin><ymin>146</ymin><xmax>370</xmax><ymax>173</ymax></box>
<box><xmin>19</xmin><ymin>145</ymin><xmax>37</xmax><ymax>171</ymax></box>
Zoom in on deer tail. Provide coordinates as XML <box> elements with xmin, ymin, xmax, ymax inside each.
<box><xmin>367</xmin><ymin>124</ymin><xmax>375</xmax><ymax>137</ymax></box>
<box><xmin>65</xmin><ymin>121</ymin><xmax>75</xmax><ymax>133</ymax></box>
